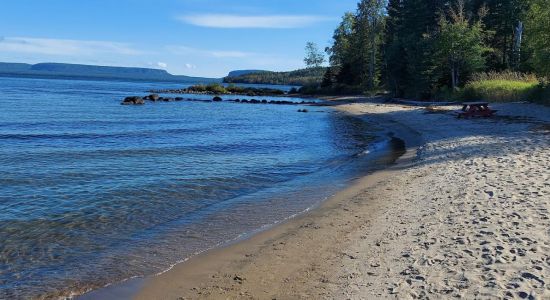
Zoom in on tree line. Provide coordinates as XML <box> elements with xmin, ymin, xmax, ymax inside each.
<box><xmin>223</xmin><ymin>67</ymin><xmax>326</xmax><ymax>87</ymax></box>
<box><xmin>320</xmin><ymin>0</ymin><xmax>550</xmax><ymax>99</ymax></box>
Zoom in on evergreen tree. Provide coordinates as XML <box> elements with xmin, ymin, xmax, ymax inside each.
<box><xmin>398</xmin><ymin>0</ymin><xmax>448</xmax><ymax>98</ymax></box>
<box><xmin>326</xmin><ymin>13</ymin><xmax>357</xmax><ymax>85</ymax></box>
<box><xmin>525</xmin><ymin>0</ymin><xmax>550</xmax><ymax>76</ymax></box>
<box><xmin>468</xmin><ymin>0</ymin><xmax>529</xmax><ymax>70</ymax></box>
<box><xmin>435</xmin><ymin>0</ymin><xmax>489</xmax><ymax>90</ymax></box>
<box><xmin>321</xmin><ymin>67</ymin><xmax>335</xmax><ymax>87</ymax></box>
<box><xmin>384</xmin><ymin>0</ymin><xmax>407</xmax><ymax>96</ymax></box>
<box><xmin>354</xmin><ymin>0</ymin><xmax>387</xmax><ymax>89</ymax></box>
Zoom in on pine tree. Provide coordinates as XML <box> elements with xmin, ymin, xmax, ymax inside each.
<box><xmin>397</xmin><ymin>0</ymin><xmax>448</xmax><ymax>98</ymax></box>
<box><xmin>525</xmin><ymin>0</ymin><xmax>550</xmax><ymax>76</ymax></box>
<box><xmin>469</xmin><ymin>0</ymin><xmax>529</xmax><ymax>70</ymax></box>
<box><xmin>384</xmin><ymin>0</ymin><xmax>407</xmax><ymax>96</ymax></box>
<box><xmin>326</xmin><ymin>13</ymin><xmax>357</xmax><ymax>85</ymax></box>
<box><xmin>354</xmin><ymin>0</ymin><xmax>387</xmax><ymax>90</ymax></box>
<box><xmin>435</xmin><ymin>0</ymin><xmax>489</xmax><ymax>90</ymax></box>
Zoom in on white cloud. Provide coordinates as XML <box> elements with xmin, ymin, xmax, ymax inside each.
<box><xmin>177</xmin><ymin>14</ymin><xmax>334</xmax><ymax>29</ymax></box>
<box><xmin>0</xmin><ymin>37</ymin><xmax>143</xmax><ymax>56</ymax></box>
<box><xmin>157</xmin><ymin>62</ymin><xmax>168</xmax><ymax>68</ymax></box>
<box><xmin>185</xmin><ymin>63</ymin><xmax>197</xmax><ymax>69</ymax></box>
<box><xmin>167</xmin><ymin>45</ymin><xmax>255</xmax><ymax>59</ymax></box>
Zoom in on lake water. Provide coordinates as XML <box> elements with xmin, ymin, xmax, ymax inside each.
<box><xmin>0</xmin><ymin>76</ymin><xmax>399</xmax><ymax>298</ymax></box>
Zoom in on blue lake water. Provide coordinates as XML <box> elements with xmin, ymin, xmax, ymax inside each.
<box><xmin>0</xmin><ymin>76</ymin><xmax>397</xmax><ymax>298</ymax></box>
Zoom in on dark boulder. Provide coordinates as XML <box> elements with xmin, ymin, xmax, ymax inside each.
<box><xmin>213</xmin><ymin>96</ymin><xmax>222</xmax><ymax>102</ymax></box>
<box><xmin>261</xmin><ymin>100</ymin><xmax>268</xmax><ymax>104</ymax></box>
<box><xmin>148</xmin><ymin>94</ymin><xmax>160</xmax><ymax>101</ymax></box>
<box><xmin>121</xmin><ymin>96</ymin><xmax>145</xmax><ymax>105</ymax></box>
<box><xmin>175</xmin><ymin>97</ymin><xmax>184</xmax><ymax>101</ymax></box>
<box><xmin>163</xmin><ymin>97</ymin><xmax>174</xmax><ymax>102</ymax></box>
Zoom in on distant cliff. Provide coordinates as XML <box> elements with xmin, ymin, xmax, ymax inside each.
<box><xmin>0</xmin><ymin>62</ymin><xmax>220</xmax><ymax>83</ymax></box>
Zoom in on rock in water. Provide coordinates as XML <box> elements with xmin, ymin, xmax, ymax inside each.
<box><xmin>121</xmin><ymin>96</ymin><xmax>145</xmax><ymax>105</ymax></box>
<box><xmin>213</xmin><ymin>96</ymin><xmax>222</xmax><ymax>102</ymax></box>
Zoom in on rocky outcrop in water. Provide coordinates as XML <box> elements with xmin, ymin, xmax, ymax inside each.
<box><xmin>144</xmin><ymin>94</ymin><xmax>160</xmax><ymax>101</ymax></box>
<box><xmin>121</xmin><ymin>96</ymin><xmax>145</xmax><ymax>105</ymax></box>
<box><xmin>122</xmin><ymin>95</ymin><xmax>318</xmax><ymax>107</ymax></box>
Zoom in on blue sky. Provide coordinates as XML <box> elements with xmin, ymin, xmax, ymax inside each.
<box><xmin>0</xmin><ymin>0</ymin><xmax>358</xmax><ymax>77</ymax></box>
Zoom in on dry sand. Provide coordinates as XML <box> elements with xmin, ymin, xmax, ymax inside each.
<box><xmin>135</xmin><ymin>100</ymin><xmax>549</xmax><ymax>300</ymax></box>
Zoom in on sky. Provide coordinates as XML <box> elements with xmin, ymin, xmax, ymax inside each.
<box><xmin>0</xmin><ymin>0</ymin><xmax>359</xmax><ymax>77</ymax></box>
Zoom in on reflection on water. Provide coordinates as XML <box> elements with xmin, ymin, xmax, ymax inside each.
<box><xmin>0</xmin><ymin>76</ymin><xmax>397</xmax><ymax>299</ymax></box>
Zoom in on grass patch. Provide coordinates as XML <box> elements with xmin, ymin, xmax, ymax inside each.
<box><xmin>459</xmin><ymin>72</ymin><xmax>549</xmax><ymax>105</ymax></box>
<box><xmin>462</xmin><ymin>79</ymin><xmax>539</xmax><ymax>102</ymax></box>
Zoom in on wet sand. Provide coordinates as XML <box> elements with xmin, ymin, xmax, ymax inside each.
<box><xmin>134</xmin><ymin>100</ymin><xmax>549</xmax><ymax>299</ymax></box>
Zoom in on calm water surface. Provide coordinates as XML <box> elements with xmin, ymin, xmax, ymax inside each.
<box><xmin>0</xmin><ymin>77</ymin><xmax>394</xmax><ymax>298</ymax></box>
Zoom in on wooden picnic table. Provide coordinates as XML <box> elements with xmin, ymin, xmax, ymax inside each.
<box><xmin>457</xmin><ymin>102</ymin><xmax>497</xmax><ymax>118</ymax></box>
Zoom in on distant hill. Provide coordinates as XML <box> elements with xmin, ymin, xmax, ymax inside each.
<box><xmin>227</xmin><ymin>70</ymin><xmax>268</xmax><ymax>77</ymax></box>
<box><xmin>224</xmin><ymin>67</ymin><xmax>326</xmax><ymax>86</ymax></box>
<box><xmin>0</xmin><ymin>62</ymin><xmax>220</xmax><ymax>83</ymax></box>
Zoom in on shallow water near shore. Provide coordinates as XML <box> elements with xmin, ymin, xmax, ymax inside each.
<box><xmin>0</xmin><ymin>76</ymin><xmax>399</xmax><ymax>299</ymax></box>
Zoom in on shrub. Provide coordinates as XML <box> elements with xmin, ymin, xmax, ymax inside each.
<box><xmin>529</xmin><ymin>81</ymin><xmax>550</xmax><ymax>105</ymax></box>
<box><xmin>462</xmin><ymin>80</ymin><xmax>539</xmax><ymax>102</ymax></box>
<box><xmin>206</xmin><ymin>83</ymin><xmax>227</xmax><ymax>94</ymax></box>
<box><xmin>470</xmin><ymin>71</ymin><xmax>539</xmax><ymax>83</ymax></box>
<box><xmin>459</xmin><ymin>72</ymin><xmax>550</xmax><ymax>104</ymax></box>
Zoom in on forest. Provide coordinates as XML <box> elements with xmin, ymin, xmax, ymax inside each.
<box><xmin>315</xmin><ymin>0</ymin><xmax>549</xmax><ymax>103</ymax></box>
<box><xmin>223</xmin><ymin>67</ymin><xmax>326</xmax><ymax>87</ymax></box>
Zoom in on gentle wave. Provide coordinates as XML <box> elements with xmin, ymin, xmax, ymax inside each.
<box><xmin>0</xmin><ymin>76</ymin><xmax>386</xmax><ymax>299</ymax></box>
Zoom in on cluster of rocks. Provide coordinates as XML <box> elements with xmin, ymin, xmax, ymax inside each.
<box><xmin>122</xmin><ymin>94</ymin><xmax>185</xmax><ymax>105</ymax></box>
<box><xmin>148</xmin><ymin>89</ymin><xmax>285</xmax><ymax>97</ymax></box>
<box><xmin>228</xmin><ymin>98</ymin><xmax>315</xmax><ymax>105</ymax></box>
<box><xmin>122</xmin><ymin>94</ymin><xmax>317</xmax><ymax>106</ymax></box>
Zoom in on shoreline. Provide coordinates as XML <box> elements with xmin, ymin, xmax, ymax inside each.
<box><xmin>76</xmin><ymin>100</ymin><xmax>421</xmax><ymax>300</ymax></box>
<box><xmin>79</xmin><ymin>99</ymin><xmax>549</xmax><ymax>299</ymax></box>
<box><xmin>134</xmin><ymin>99</ymin><xmax>548</xmax><ymax>299</ymax></box>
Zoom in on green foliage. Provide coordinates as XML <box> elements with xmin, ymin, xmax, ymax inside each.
<box><xmin>435</xmin><ymin>1</ymin><xmax>489</xmax><ymax>90</ymax></box>
<box><xmin>525</xmin><ymin>0</ymin><xmax>550</xmax><ymax>77</ymax></box>
<box><xmin>185</xmin><ymin>84</ymin><xmax>285</xmax><ymax>96</ymax></box>
<box><xmin>304</xmin><ymin>42</ymin><xmax>325</xmax><ymax>68</ymax></box>
<box><xmin>470</xmin><ymin>71</ymin><xmax>539</xmax><ymax>82</ymax></box>
<box><xmin>298</xmin><ymin>84</ymin><xmax>365</xmax><ymax>95</ymax></box>
<box><xmin>324</xmin><ymin>1</ymin><xmax>387</xmax><ymax>91</ymax></box>
<box><xmin>462</xmin><ymin>79</ymin><xmax>538</xmax><ymax>102</ymax></box>
<box><xmin>354</xmin><ymin>0</ymin><xmax>387</xmax><ymax>89</ymax></box>
<box><xmin>288</xmin><ymin>0</ymin><xmax>549</xmax><ymax>101</ymax></box>
<box><xmin>459</xmin><ymin>71</ymin><xmax>549</xmax><ymax>105</ymax></box>
<box><xmin>384</xmin><ymin>0</ymin><xmax>447</xmax><ymax>98</ymax></box>
<box><xmin>223</xmin><ymin>67</ymin><xmax>326</xmax><ymax>86</ymax></box>
<box><xmin>467</xmin><ymin>0</ymin><xmax>528</xmax><ymax>70</ymax></box>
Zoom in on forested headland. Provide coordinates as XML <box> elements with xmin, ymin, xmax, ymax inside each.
<box><xmin>223</xmin><ymin>67</ymin><xmax>326</xmax><ymax>87</ymax></box>
<box><xmin>315</xmin><ymin>0</ymin><xmax>549</xmax><ymax>103</ymax></box>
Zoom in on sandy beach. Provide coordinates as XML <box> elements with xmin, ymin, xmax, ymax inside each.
<box><xmin>133</xmin><ymin>99</ymin><xmax>550</xmax><ymax>299</ymax></box>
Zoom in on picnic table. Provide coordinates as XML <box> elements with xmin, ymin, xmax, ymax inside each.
<box><xmin>456</xmin><ymin>102</ymin><xmax>497</xmax><ymax>118</ymax></box>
